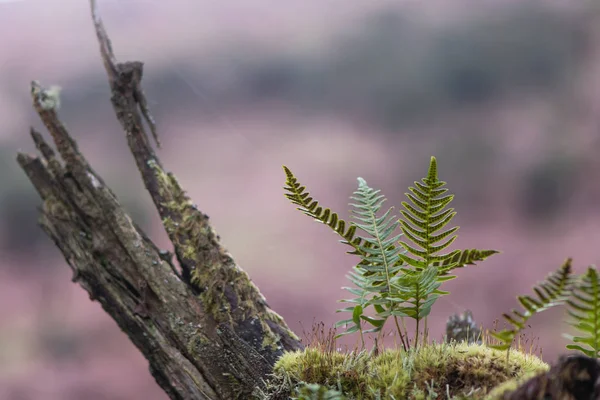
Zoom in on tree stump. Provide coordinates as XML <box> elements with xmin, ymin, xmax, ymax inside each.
<box><xmin>16</xmin><ymin>1</ymin><xmax>302</xmax><ymax>399</ymax></box>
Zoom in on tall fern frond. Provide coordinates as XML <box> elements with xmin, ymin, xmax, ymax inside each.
<box><xmin>349</xmin><ymin>178</ymin><xmax>403</xmax><ymax>292</ymax></box>
<box><xmin>336</xmin><ymin>178</ymin><xmax>404</xmax><ymax>338</ymax></box>
<box><xmin>283</xmin><ymin>166</ymin><xmax>364</xmax><ymax>254</ymax></box>
<box><xmin>398</xmin><ymin>157</ymin><xmax>498</xmax><ymax>275</ymax></box>
<box><xmin>398</xmin><ymin>156</ymin><xmax>458</xmax><ymax>268</ymax></box>
<box><xmin>564</xmin><ymin>266</ymin><xmax>600</xmax><ymax>358</ymax></box>
<box><xmin>489</xmin><ymin>259</ymin><xmax>574</xmax><ymax>351</ymax></box>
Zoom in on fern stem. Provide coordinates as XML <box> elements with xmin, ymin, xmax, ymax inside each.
<box><xmin>359</xmin><ymin>328</ymin><xmax>365</xmax><ymax>350</ymax></box>
<box><xmin>393</xmin><ymin>315</ymin><xmax>408</xmax><ymax>351</ymax></box>
<box><xmin>415</xmin><ymin>318</ymin><xmax>420</xmax><ymax>349</ymax></box>
<box><xmin>366</xmin><ymin>208</ymin><xmax>393</xmax><ymax>295</ymax></box>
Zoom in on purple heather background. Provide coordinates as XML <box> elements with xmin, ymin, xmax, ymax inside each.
<box><xmin>1</xmin><ymin>0</ymin><xmax>600</xmax><ymax>398</ymax></box>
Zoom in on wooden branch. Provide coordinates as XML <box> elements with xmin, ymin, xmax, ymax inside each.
<box><xmin>16</xmin><ymin>1</ymin><xmax>303</xmax><ymax>399</ymax></box>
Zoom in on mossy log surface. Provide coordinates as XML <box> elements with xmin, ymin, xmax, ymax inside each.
<box><xmin>15</xmin><ymin>1</ymin><xmax>302</xmax><ymax>399</ymax></box>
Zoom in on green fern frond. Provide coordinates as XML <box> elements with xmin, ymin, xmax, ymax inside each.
<box><xmin>564</xmin><ymin>266</ymin><xmax>600</xmax><ymax>358</ymax></box>
<box><xmin>430</xmin><ymin>249</ymin><xmax>500</xmax><ymax>274</ymax></box>
<box><xmin>398</xmin><ymin>156</ymin><xmax>459</xmax><ymax>267</ymax></box>
<box><xmin>398</xmin><ymin>157</ymin><xmax>498</xmax><ymax>275</ymax></box>
<box><xmin>335</xmin><ymin>267</ymin><xmax>372</xmax><ymax>338</ymax></box>
<box><xmin>389</xmin><ymin>265</ymin><xmax>447</xmax><ymax>319</ymax></box>
<box><xmin>489</xmin><ymin>259</ymin><xmax>574</xmax><ymax>351</ymax></box>
<box><xmin>283</xmin><ymin>166</ymin><xmax>364</xmax><ymax>253</ymax></box>
<box><xmin>335</xmin><ymin>178</ymin><xmax>404</xmax><ymax>338</ymax></box>
<box><xmin>349</xmin><ymin>178</ymin><xmax>403</xmax><ymax>290</ymax></box>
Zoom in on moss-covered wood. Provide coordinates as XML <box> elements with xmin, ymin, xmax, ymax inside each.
<box><xmin>16</xmin><ymin>1</ymin><xmax>302</xmax><ymax>399</ymax></box>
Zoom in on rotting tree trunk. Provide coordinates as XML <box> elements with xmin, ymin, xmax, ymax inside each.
<box><xmin>16</xmin><ymin>1</ymin><xmax>302</xmax><ymax>399</ymax></box>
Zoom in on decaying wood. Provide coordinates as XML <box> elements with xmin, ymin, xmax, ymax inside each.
<box><xmin>502</xmin><ymin>354</ymin><xmax>600</xmax><ymax>400</ymax></box>
<box><xmin>16</xmin><ymin>1</ymin><xmax>302</xmax><ymax>399</ymax></box>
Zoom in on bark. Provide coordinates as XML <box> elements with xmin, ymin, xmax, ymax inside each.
<box><xmin>502</xmin><ymin>354</ymin><xmax>600</xmax><ymax>400</ymax></box>
<box><xmin>16</xmin><ymin>1</ymin><xmax>302</xmax><ymax>399</ymax></box>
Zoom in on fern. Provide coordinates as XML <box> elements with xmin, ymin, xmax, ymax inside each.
<box><xmin>431</xmin><ymin>249</ymin><xmax>500</xmax><ymax>275</ymax></box>
<box><xmin>490</xmin><ymin>259</ymin><xmax>574</xmax><ymax>351</ymax></box>
<box><xmin>398</xmin><ymin>156</ymin><xmax>498</xmax><ymax>274</ymax></box>
<box><xmin>336</xmin><ymin>178</ymin><xmax>404</xmax><ymax>343</ymax></box>
<box><xmin>564</xmin><ymin>266</ymin><xmax>600</xmax><ymax>358</ymax></box>
<box><xmin>283</xmin><ymin>166</ymin><xmax>365</xmax><ymax>256</ymax></box>
<box><xmin>284</xmin><ymin>167</ymin><xmax>392</xmax><ymax>341</ymax></box>
<box><xmin>389</xmin><ymin>265</ymin><xmax>447</xmax><ymax>334</ymax></box>
<box><xmin>398</xmin><ymin>156</ymin><xmax>458</xmax><ymax>267</ymax></box>
<box><xmin>349</xmin><ymin>178</ymin><xmax>403</xmax><ymax>295</ymax></box>
<box><xmin>336</xmin><ymin>267</ymin><xmax>372</xmax><ymax>341</ymax></box>
<box><xmin>283</xmin><ymin>158</ymin><xmax>497</xmax><ymax>349</ymax></box>
<box><xmin>397</xmin><ymin>156</ymin><xmax>498</xmax><ymax>342</ymax></box>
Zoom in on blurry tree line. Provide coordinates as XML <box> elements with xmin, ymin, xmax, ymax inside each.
<box><xmin>169</xmin><ymin>3</ymin><xmax>587</xmax><ymax>130</ymax></box>
<box><xmin>0</xmin><ymin>2</ymin><xmax>593</xmax><ymax>260</ymax></box>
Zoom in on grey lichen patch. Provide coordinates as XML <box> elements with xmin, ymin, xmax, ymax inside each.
<box><xmin>187</xmin><ymin>331</ymin><xmax>213</xmax><ymax>356</ymax></box>
<box><xmin>31</xmin><ymin>80</ymin><xmax>62</xmax><ymax>111</ymax></box>
<box><xmin>42</xmin><ymin>195</ymin><xmax>73</xmax><ymax>221</ymax></box>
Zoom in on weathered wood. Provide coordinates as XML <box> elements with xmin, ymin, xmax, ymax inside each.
<box><xmin>16</xmin><ymin>1</ymin><xmax>303</xmax><ymax>399</ymax></box>
<box><xmin>502</xmin><ymin>354</ymin><xmax>600</xmax><ymax>400</ymax></box>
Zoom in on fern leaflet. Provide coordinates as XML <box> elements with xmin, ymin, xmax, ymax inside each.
<box><xmin>283</xmin><ymin>166</ymin><xmax>365</xmax><ymax>255</ymax></box>
<box><xmin>564</xmin><ymin>266</ymin><xmax>600</xmax><ymax>358</ymax></box>
<box><xmin>490</xmin><ymin>259</ymin><xmax>573</xmax><ymax>351</ymax></box>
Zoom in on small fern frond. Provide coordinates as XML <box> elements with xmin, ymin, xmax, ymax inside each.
<box><xmin>283</xmin><ymin>166</ymin><xmax>362</xmax><ymax>252</ymax></box>
<box><xmin>389</xmin><ymin>265</ymin><xmax>447</xmax><ymax>319</ymax></box>
<box><xmin>335</xmin><ymin>267</ymin><xmax>372</xmax><ymax>338</ymax></box>
<box><xmin>398</xmin><ymin>156</ymin><xmax>459</xmax><ymax>267</ymax></box>
<box><xmin>564</xmin><ymin>266</ymin><xmax>600</xmax><ymax>358</ymax></box>
<box><xmin>489</xmin><ymin>259</ymin><xmax>573</xmax><ymax>351</ymax></box>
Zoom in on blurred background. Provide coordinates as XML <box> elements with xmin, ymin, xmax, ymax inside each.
<box><xmin>1</xmin><ymin>0</ymin><xmax>600</xmax><ymax>398</ymax></box>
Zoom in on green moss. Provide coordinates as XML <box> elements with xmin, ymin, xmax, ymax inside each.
<box><xmin>149</xmin><ymin>161</ymin><xmax>299</xmax><ymax>350</ymax></box>
<box><xmin>484</xmin><ymin>370</ymin><xmax>542</xmax><ymax>399</ymax></box>
<box><xmin>269</xmin><ymin>342</ymin><xmax>548</xmax><ymax>399</ymax></box>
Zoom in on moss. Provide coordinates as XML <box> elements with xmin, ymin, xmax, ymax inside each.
<box><xmin>268</xmin><ymin>343</ymin><xmax>549</xmax><ymax>399</ymax></box>
<box><xmin>484</xmin><ymin>370</ymin><xmax>543</xmax><ymax>399</ymax></box>
<box><xmin>149</xmin><ymin>161</ymin><xmax>299</xmax><ymax>350</ymax></box>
